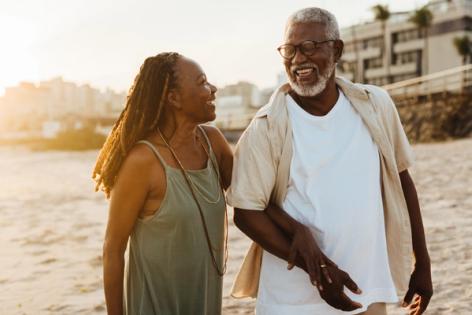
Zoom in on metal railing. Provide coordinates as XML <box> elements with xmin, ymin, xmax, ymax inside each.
<box><xmin>382</xmin><ymin>64</ymin><xmax>472</xmax><ymax>100</ymax></box>
<box><xmin>216</xmin><ymin>64</ymin><xmax>472</xmax><ymax>130</ymax></box>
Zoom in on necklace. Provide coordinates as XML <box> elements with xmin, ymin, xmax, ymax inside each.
<box><xmin>157</xmin><ymin>128</ymin><xmax>228</xmax><ymax>276</ymax></box>
<box><xmin>159</xmin><ymin>130</ymin><xmax>221</xmax><ymax>204</ymax></box>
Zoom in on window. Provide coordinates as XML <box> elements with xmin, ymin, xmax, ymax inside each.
<box><xmin>394</xmin><ymin>29</ymin><xmax>423</xmax><ymax>43</ymax></box>
<box><xmin>393</xmin><ymin>51</ymin><xmax>419</xmax><ymax>65</ymax></box>
<box><xmin>364</xmin><ymin>57</ymin><xmax>383</xmax><ymax>70</ymax></box>
<box><xmin>363</xmin><ymin>36</ymin><xmax>383</xmax><ymax>49</ymax></box>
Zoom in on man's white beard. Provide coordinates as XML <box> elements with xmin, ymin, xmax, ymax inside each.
<box><xmin>288</xmin><ymin>59</ymin><xmax>336</xmax><ymax>97</ymax></box>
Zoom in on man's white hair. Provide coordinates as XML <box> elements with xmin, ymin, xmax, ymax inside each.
<box><xmin>287</xmin><ymin>7</ymin><xmax>340</xmax><ymax>40</ymax></box>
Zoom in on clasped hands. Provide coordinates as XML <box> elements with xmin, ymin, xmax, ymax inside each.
<box><xmin>287</xmin><ymin>224</ymin><xmax>363</xmax><ymax>312</ymax></box>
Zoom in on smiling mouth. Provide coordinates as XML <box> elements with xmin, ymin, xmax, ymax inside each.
<box><xmin>293</xmin><ymin>67</ymin><xmax>317</xmax><ymax>80</ymax></box>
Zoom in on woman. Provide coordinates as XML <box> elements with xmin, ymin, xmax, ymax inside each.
<box><xmin>93</xmin><ymin>52</ymin><xmax>232</xmax><ymax>315</ymax></box>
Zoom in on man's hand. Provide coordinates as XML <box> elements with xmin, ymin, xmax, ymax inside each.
<box><xmin>318</xmin><ymin>265</ymin><xmax>363</xmax><ymax>312</ymax></box>
<box><xmin>286</xmin><ymin>225</ymin><xmax>363</xmax><ymax>311</ymax></box>
<box><xmin>402</xmin><ymin>264</ymin><xmax>433</xmax><ymax>315</ymax></box>
<box><xmin>287</xmin><ymin>224</ymin><xmax>337</xmax><ymax>291</ymax></box>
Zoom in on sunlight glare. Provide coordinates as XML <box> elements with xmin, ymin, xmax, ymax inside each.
<box><xmin>0</xmin><ymin>17</ymin><xmax>39</xmax><ymax>96</ymax></box>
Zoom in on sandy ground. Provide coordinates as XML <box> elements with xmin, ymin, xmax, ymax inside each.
<box><xmin>1</xmin><ymin>138</ymin><xmax>471</xmax><ymax>314</ymax></box>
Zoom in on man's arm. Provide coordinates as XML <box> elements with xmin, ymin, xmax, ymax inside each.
<box><xmin>233</xmin><ymin>208</ymin><xmax>294</xmax><ymax>265</ymax></box>
<box><xmin>399</xmin><ymin>170</ymin><xmax>433</xmax><ymax>315</ymax></box>
<box><xmin>264</xmin><ymin>203</ymin><xmax>338</xmax><ymax>284</ymax></box>
<box><xmin>234</xmin><ymin>207</ymin><xmax>362</xmax><ymax>312</ymax></box>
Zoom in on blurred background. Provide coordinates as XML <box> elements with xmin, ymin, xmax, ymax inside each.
<box><xmin>1</xmin><ymin>0</ymin><xmax>471</xmax><ymax>314</ymax></box>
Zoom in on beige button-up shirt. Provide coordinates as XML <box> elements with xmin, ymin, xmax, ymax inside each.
<box><xmin>227</xmin><ymin>77</ymin><xmax>414</xmax><ymax>299</ymax></box>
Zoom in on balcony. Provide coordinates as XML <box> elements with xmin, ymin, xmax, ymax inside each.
<box><xmin>390</xmin><ymin>62</ymin><xmax>418</xmax><ymax>75</ymax></box>
<box><xmin>365</xmin><ymin>67</ymin><xmax>388</xmax><ymax>79</ymax></box>
<box><xmin>358</xmin><ymin>47</ymin><xmax>382</xmax><ymax>59</ymax></box>
<box><xmin>393</xmin><ymin>39</ymin><xmax>424</xmax><ymax>54</ymax></box>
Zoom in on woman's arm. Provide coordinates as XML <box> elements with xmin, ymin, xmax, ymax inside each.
<box><xmin>102</xmin><ymin>146</ymin><xmax>155</xmax><ymax>315</ymax></box>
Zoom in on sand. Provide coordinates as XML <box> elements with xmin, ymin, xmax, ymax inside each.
<box><xmin>1</xmin><ymin>138</ymin><xmax>471</xmax><ymax>314</ymax></box>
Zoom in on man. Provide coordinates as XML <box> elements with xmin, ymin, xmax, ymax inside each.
<box><xmin>228</xmin><ymin>7</ymin><xmax>432</xmax><ymax>315</ymax></box>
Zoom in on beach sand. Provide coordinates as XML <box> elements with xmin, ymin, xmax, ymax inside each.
<box><xmin>1</xmin><ymin>138</ymin><xmax>471</xmax><ymax>314</ymax></box>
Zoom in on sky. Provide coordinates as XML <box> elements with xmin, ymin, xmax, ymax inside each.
<box><xmin>0</xmin><ymin>0</ymin><xmax>430</xmax><ymax>95</ymax></box>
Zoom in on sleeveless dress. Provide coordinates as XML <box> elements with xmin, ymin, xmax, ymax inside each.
<box><xmin>124</xmin><ymin>127</ymin><xmax>226</xmax><ymax>315</ymax></box>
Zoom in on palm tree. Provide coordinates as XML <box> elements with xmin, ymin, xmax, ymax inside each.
<box><xmin>409</xmin><ymin>5</ymin><xmax>434</xmax><ymax>76</ymax></box>
<box><xmin>372</xmin><ymin>4</ymin><xmax>391</xmax><ymax>83</ymax></box>
<box><xmin>350</xmin><ymin>24</ymin><xmax>360</xmax><ymax>82</ymax></box>
<box><xmin>453</xmin><ymin>35</ymin><xmax>471</xmax><ymax>65</ymax></box>
<box><xmin>453</xmin><ymin>35</ymin><xmax>471</xmax><ymax>93</ymax></box>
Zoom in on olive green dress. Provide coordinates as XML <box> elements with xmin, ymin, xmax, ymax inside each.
<box><xmin>124</xmin><ymin>130</ymin><xmax>225</xmax><ymax>315</ymax></box>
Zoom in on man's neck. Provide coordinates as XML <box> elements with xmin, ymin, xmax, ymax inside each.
<box><xmin>290</xmin><ymin>79</ymin><xmax>339</xmax><ymax>116</ymax></box>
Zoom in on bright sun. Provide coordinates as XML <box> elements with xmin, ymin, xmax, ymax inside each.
<box><xmin>0</xmin><ymin>17</ymin><xmax>39</xmax><ymax>96</ymax></box>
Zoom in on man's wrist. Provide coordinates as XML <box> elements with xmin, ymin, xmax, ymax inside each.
<box><xmin>289</xmin><ymin>220</ymin><xmax>305</xmax><ymax>237</ymax></box>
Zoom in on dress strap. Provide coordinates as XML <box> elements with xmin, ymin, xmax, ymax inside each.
<box><xmin>197</xmin><ymin>125</ymin><xmax>212</xmax><ymax>150</ymax></box>
<box><xmin>135</xmin><ymin>140</ymin><xmax>168</xmax><ymax>168</ymax></box>
<box><xmin>197</xmin><ymin>125</ymin><xmax>219</xmax><ymax>171</ymax></box>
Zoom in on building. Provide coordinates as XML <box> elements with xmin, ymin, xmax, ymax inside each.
<box><xmin>338</xmin><ymin>0</ymin><xmax>472</xmax><ymax>85</ymax></box>
<box><xmin>214</xmin><ymin>81</ymin><xmax>264</xmax><ymax>129</ymax></box>
<box><xmin>0</xmin><ymin>77</ymin><xmax>126</xmax><ymax>136</ymax></box>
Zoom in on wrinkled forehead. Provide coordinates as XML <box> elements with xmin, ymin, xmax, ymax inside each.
<box><xmin>284</xmin><ymin>21</ymin><xmax>328</xmax><ymax>43</ymax></box>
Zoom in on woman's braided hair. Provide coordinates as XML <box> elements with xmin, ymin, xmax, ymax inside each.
<box><xmin>92</xmin><ymin>52</ymin><xmax>181</xmax><ymax>197</ymax></box>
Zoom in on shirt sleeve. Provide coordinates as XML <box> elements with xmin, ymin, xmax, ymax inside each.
<box><xmin>381</xmin><ymin>90</ymin><xmax>415</xmax><ymax>172</ymax></box>
<box><xmin>226</xmin><ymin>117</ymin><xmax>276</xmax><ymax>211</ymax></box>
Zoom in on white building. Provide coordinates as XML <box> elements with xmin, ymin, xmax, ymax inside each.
<box><xmin>338</xmin><ymin>0</ymin><xmax>472</xmax><ymax>85</ymax></box>
<box><xmin>215</xmin><ymin>81</ymin><xmax>264</xmax><ymax>129</ymax></box>
<box><xmin>0</xmin><ymin>77</ymin><xmax>126</xmax><ymax>134</ymax></box>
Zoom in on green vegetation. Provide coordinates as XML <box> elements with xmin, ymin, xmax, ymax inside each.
<box><xmin>35</xmin><ymin>127</ymin><xmax>107</xmax><ymax>151</ymax></box>
<box><xmin>0</xmin><ymin>127</ymin><xmax>108</xmax><ymax>151</ymax></box>
<box><xmin>453</xmin><ymin>35</ymin><xmax>472</xmax><ymax>65</ymax></box>
<box><xmin>409</xmin><ymin>5</ymin><xmax>434</xmax><ymax>75</ymax></box>
<box><xmin>372</xmin><ymin>4</ymin><xmax>391</xmax><ymax>83</ymax></box>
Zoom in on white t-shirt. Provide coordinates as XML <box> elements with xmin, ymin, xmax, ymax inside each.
<box><xmin>256</xmin><ymin>91</ymin><xmax>398</xmax><ymax>315</ymax></box>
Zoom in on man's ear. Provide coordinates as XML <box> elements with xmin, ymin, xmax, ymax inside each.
<box><xmin>167</xmin><ymin>90</ymin><xmax>181</xmax><ymax>110</ymax></box>
<box><xmin>333</xmin><ymin>39</ymin><xmax>344</xmax><ymax>63</ymax></box>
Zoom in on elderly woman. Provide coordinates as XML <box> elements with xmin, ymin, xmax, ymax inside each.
<box><xmin>93</xmin><ymin>52</ymin><xmax>232</xmax><ymax>315</ymax></box>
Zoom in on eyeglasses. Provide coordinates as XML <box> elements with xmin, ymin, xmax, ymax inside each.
<box><xmin>277</xmin><ymin>40</ymin><xmax>336</xmax><ymax>59</ymax></box>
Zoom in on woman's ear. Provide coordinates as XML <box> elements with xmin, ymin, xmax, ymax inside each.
<box><xmin>167</xmin><ymin>90</ymin><xmax>182</xmax><ymax>110</ymax></box>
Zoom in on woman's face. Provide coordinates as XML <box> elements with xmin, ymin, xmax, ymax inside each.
<box><xmin>172</xmin><ymin>57</ymin><xmax>217</xmax><ymax>123</ymax></box>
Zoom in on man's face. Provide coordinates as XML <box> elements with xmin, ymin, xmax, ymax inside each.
<box><xmin>283</xmin><ymin>22</ymin><xmax>340</xmax><ymax>97</ymax></box>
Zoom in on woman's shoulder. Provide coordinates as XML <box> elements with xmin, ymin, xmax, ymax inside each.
<box><xmin>200</xmin><ymin>124</ymin><xmax>224</xmax><ymax>138</ymax></box>
<box><xmin>200</xmin><ymin>124</ymin><xmax>232</xmax><ymax>159</ymax></box>
<box><xmin>199</xmin><ymin>124</ymin><xmax>223</xmax><ymax>144</ymax></box>
<box><xmin>121</xmin><ymin>141</ymin><xmax>163</xmax><ymax>174</ymax></box>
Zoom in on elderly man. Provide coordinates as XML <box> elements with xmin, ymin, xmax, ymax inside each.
<box><xmin>228</xmin><ymin>7</ymin><xmax>432</xmax><ymax>315</ymax></box>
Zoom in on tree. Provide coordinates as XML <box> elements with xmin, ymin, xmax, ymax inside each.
<box><xmin>409</xmin><ymin>5</ymin><xmax>434</xmax><ymax>75</ymax></box>
<box><xmin>453</xmin><ymin>35</ymin><xmax>471</xmax><ymax>65</ymax></box>
<box><xmin>372</xmin><ymin>4</ymin><xmax>391</xmax><ymax>83</ymax></box>
<box><xmin>350</xmin><ymin>24</ymin><xmax>360</xmax><ymax>82</ymax></box>
<box><xmin>453</xmin><ymin>35</ymin><xmax>471</xmax><ymax>94</ymax></box>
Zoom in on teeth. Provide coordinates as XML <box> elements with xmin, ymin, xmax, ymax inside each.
<box><xmin>296</xmin><ymin>68</ymin><xmax>314</xmax><ymax>75</ymax></box>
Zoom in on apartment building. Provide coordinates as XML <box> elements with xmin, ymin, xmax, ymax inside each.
<box><xmin>338</xmin><ymin>0</ymin><xmax>472</xmax><ymax>85</ymax></box>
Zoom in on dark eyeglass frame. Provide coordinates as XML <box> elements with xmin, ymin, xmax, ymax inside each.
<box><xmin>277</xmin><ymin>39</ymin><xmax>336</xmax><ymax>59</ymax></box>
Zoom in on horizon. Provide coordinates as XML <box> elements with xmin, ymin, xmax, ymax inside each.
<box><xmin>0</xmin><ymin>0</ymin><xmax>429</xmax><ymax>96</ymax></box>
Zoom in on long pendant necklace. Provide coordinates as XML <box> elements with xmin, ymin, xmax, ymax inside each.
<box><xmin>158</xmin><ymin>128</ymin><xmax>228</xmax><ymax>276</ymax></box>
